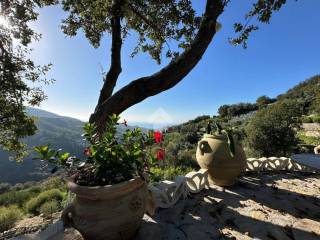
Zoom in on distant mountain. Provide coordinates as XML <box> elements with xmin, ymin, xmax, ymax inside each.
<box><xmin>26</xmin><ymin>107</ymin><xmax>63</xmax><ymax>118</ymax></box>
<box><xmin>0</xmin><ymin>108</ymin><xmax>86</xmax><ymax>184</ymax></box>
<box><xmin>128</xmin><ymin>122</ymin><xmax>171</xmax><ymax>130</ymax></box>
<box><xmin>25</xmin><ymin>108</ymin><xmax>85</xmax><ymax>154</ymax></box>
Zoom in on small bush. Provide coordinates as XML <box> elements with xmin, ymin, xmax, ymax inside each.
<box><xmin>41</xmin><ymin>177</ymin><xmax>65</xmax><ymax>191</ymax></box>
<box><xmin>150</xmin><ymin>166</ymin><xmax>194</xmax><ymax>182</ymax></box>
<box><xmin>0</xmin><ymin>206</ymin><xmax>23</xmax><ymax>232</ymax></box>
<box><xmin>25</xmin><ymin>189</ymin><xmax>64</xmax><ymax>215</ymax></box>
<box><xmin>177</xmin><ymin>149</ymin><xmax>198</xmax><ymax>168</ymax></box>
<box><xmin>0</xmin><ymin>189</ymin><xmax>38</xmax><ymax>207</ymax></box>
<box><xmin>39</xmin><ymin>200</ymin><xmax>60</xmax><ymax>217</ymax></box>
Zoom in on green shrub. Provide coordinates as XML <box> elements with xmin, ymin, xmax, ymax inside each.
<box><xmin>39</xmin><ymin>200</ymin><xmax>60</xmax><ymax>217</ymax></box>
<box><xmin>25</xmin><ymin>189</ymin><xmax>64</xmax><ymax>215</ymax></box>
<box><xmin>0</xmin><ymin>205</ymin><xmax>23</xmax><ymax>232</ymax></box>
<box><xmin>177</xmin><ymin>149</ymin><xmax>198</xmax><ymax>168</ymax></box>
<box><xmin>297</xmin><ymin>132</ymin><xmax>320</xmax><ymax>146</ymax></box>
<box><xmin>245</xmin><ymin>100</ymin><xmax>302</xmax><ymax>157</ymax></box>
<box><xmin>0</xmin><ymin>178</ymin><xmax>66</xmax><ymax>211</ymax></box>
<box><xmin>41</xmin><ymin>177</ymin><xmax>65</xmax><ymax>191</ymax></box>
<box><xmin>150</xmin><ymin>166</ymin><xmax>194</xmax><ymax>182</ymax></box>
<box><xmin>0</xmin><ymin>189</ymin><xmax>39</xmax><ymax>207</ymax></box>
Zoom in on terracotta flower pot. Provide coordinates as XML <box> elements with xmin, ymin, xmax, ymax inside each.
<box><xmin>62</xmin><ymin>177</ymin><xmax>148</xmax><ymax>240</ymax></box>
<box><xmin>196</xmin><ymin>134</ymin><xmax>247</xmax><ymax>186</ymax></box>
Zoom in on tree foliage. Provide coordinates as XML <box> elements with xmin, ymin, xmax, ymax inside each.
<box><xmin>0</xmin><ymin>0</ymin><xmax>54</xmax><ymax>159</ymax></box>
<box><xmin>218</xmin><ymin>103</ymin><xmax>258</xmax><ymax>118</ymax></box>
<box><xmin>245</xmin><ymin>100</ymin><xmax>302</xmax><ymax>157</ymax></box>
<box><xmin>277</xmin><ymin>75</ymin><xmax>320</xmax><ymax>115</ymax></box>
<box><xmin>61</xmin><ymin>0</ymin><xmax>203</xmax><ymax>64</ymax></box>
<box><xmin>230</xmin><ymin>0</ymin><xmax>292</xmax><ymax>48</ymax></box>
<box><xmin>256</xmin><ymin>95</ymin><xmax>276</xmax><ymax>107</ymax></box>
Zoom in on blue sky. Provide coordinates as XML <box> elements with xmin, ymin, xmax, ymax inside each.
<box><xmin>29</xmin><ymin>1</ymin><xmax>320</xmax><ymax>125</ymax></box>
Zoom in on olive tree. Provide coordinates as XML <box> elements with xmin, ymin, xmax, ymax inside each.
<box><xmin>245</xmin><ymin>100</ymin><xmax>302</xmax><ymax>157</ymax></box>
<box><xmin>1</xmin><ymin>0</ymin><xmax>302</xmax><ymax>153</ymax></box>
<box><xmin>55</xmin><ymin>0</ymin><xmax>294</xmax><ymax>133</ymax></box>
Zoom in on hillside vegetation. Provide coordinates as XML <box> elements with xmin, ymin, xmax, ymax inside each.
<box><xmin>278</xmin><ymin>75</ymin><xmax>320</xmax><ymax>115</ymax></box>
<box><xmin>163</xmin><ymin>75</ymin><xmax>320</xmax><ymax>163</ymax></box>
<box><xmin>0</xmin><ymin>108</ymin><xmax>85</xmax><ymax>184</ymax></box>
<box><xmin>0</xmin><ymin>177</ymin><xmax>66</xmax><ymax>232</ymax></box>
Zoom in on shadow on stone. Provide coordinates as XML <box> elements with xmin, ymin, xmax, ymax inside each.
<box><xmin>133</xmin><ymin>171</ymin><xmax>320</xmax><ymax>240</ymax></box>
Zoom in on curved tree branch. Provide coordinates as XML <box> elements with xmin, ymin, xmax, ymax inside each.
<box><xmin>90</xmin><ymin>0</ymin><xmax>226</xmax><ymax>130</ymax></box>
<box><xmin>95</xmin><ymin>0</ymin><xmax>123</xmax><ymax>108</ymax></box>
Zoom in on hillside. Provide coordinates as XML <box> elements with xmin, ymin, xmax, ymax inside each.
<box><xmin>277</xmin><ymin>75</ymin><xmax>320</xmax><ymax>115</ymax></box>
<box><xmin>164</xmin><ymin>75</ymin><xmax>320</xmax><ymax>165</ymax></box>
<box><xmin>0</xmin><ymin>108</ymin><xmax>85</xmax><ymax>184</ymax></box>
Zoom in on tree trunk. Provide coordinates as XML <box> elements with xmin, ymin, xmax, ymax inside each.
<box><xmin>90</xmin><ymin>0</ymin><xmax>226</xmax><ymax>133</ymax></box>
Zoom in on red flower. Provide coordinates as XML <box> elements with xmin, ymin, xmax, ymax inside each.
<box><xmin>156</xmin><ymin>149</ymin><xmax>165</xmax><ymax>161</ymax></box>
<box><xmin>154</xmin><ymin>131</ymin><xmax>163</xmax><ymax>143</ymax></box>
<box><xmin>83</xmin><ymin>147</ymin><xmax>91</xmax><ymax>156</ymax></box>
<box><xmin>123</xmin><ymin>119</ymin><xmax>128</xmax><ymax>127</ymax></box>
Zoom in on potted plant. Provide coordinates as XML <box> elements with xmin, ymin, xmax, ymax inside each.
<box><xmin>196</xmin><ymin>121</ymin><xmax>247</xmax><ymax>186</ymax></box>
<box><xmin>34</xmin><ymin>114</ymin><xmax>164</xmax><ymax>240</ymax></box>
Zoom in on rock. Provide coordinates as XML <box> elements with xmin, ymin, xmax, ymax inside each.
<box><xmin>292</xmin><ymin>218</ymin><xmax>320</xmax><ymax>240</ymax></box>
<box><xmin>157</xmin><ymin>200</ymin><xmax>186</xmax><ymax>224</ymax></box>
<box><xmin>250</xmin><ymin>210</ymin><xmax>268</xmax><ymax>221</ymax></box>
<box><xmin>134</xmin><ymin>215</ymin><xmax>162</xmax><ymax>240</ymax></box>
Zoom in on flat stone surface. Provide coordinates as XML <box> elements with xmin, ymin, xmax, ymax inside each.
<box><xmin>292</xmin><ymin>154</ymin><xmax>320</xmax><ymax>170</ymax></box>
<box><xmin>9</xmin><ymin>172</ymin><xmax>320</xmax><ymax>240</ymax></box>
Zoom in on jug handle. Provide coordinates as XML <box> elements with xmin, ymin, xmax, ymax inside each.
<box><xmin>61</xmin><ymin>203</ymin><xmax>75</xmax><ymax>227</ymax></box>
<box><xmin>199</xmin><ymin>140</ymin><xmax>207</xmax><ymax>156</ymax></box>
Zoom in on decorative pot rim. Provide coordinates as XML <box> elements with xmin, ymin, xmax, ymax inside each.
<box><xmin>66</xmin><ymin>177</ymin><xmax>146</xmax><ymax>200</ymax></box>
<box><xmin>203</xmin><ymin>133</ymin><xmax>227</xmax><ymax>140</ymax></box>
